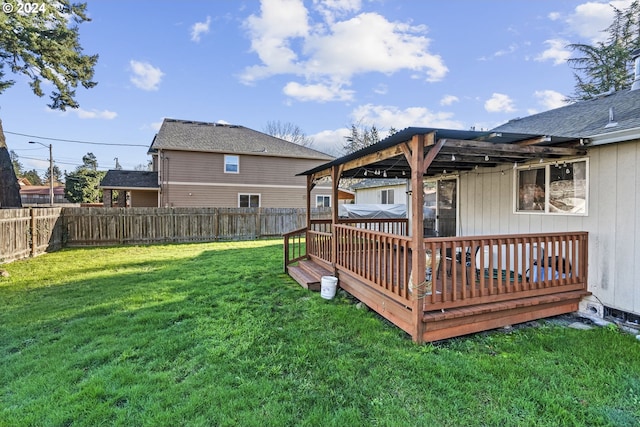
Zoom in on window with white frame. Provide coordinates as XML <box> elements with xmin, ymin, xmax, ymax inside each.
<box><xmin>316</xmin><ymin>195</ymin><xmax>330</xmax><ymax>208</ymax></box>
<box><xmin>239</xmin><ymin>193</ymin><xmax>260</xmax><ymax>207</ymax></box>
<box><xmin>380</xmin><ymin>189</ymin><xmax>394</xmax><ymax>204</ymax></box>
<box><xmin>515</xmin><ymin>159</ymin><xmax>588</xmax><ymax>215</ymax></box>
<box><xmin>224</xmin><ymin>155</ymin><xmax>239</xmax><ymax>173</ymax></box>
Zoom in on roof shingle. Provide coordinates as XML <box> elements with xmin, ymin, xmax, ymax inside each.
<box><xmin>149</xmin><ymin>118</ymin><xmax>335</xmax><ymax>161</ymax></box>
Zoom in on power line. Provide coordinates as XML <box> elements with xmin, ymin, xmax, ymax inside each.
<box><xmin>5</xmin><ymin>130</ymin><xmax>149</xmax><ymax>147</ymax></box>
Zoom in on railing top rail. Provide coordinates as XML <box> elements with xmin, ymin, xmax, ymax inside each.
<box><xmin>337</xmin><ymin>218</ymin><xmax>408</xmax><ymax>224</ymax></box>
<box><xmin>334</xmin><ymin>223</ymin><xmax>412</xmax><ymax>242</ymax></box>
<box><xmin>283</xmin><ymin>226</ymin><xmax>308</xmax><ymax>238</ymax></box>
<box><xmin>423</xmin><ymin>231</ymin><xmax>588</xmax><ymax>243</ymax></box>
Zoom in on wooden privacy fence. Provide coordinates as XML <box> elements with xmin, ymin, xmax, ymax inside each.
<box><xmin>0</xmin><ymin>207</ymin><xmax>331</xmax><ymax>263</ymax></box>
<box><xmin>0</xmin><ymin>208</ymin><xmax>64</xmax><ymax>263</ymax></box>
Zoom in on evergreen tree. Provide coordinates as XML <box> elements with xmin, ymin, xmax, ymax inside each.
<box><xmin>0</xmin><ymin>1</ymin><xmax>98</xmax><ymax>109</ymax></box>
<box><xmin>0</xmin><ymin>1</ymin><xmax>97</xmax><ymax>207</ymax></box>
<box><xmin>0</xmin><ymin>120</ymin><xmax>21</xmax><ymax>207</ymax></box>
<box><xmin>568</xmin><ymin>1</ymin><xmax>640</xmax><ymax>100</ymax></box>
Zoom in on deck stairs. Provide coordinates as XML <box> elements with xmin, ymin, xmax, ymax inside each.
<box><xmin>287</xmin><ymin>259</ymin><xmax>333</xmax><ymax>291</ymax></box>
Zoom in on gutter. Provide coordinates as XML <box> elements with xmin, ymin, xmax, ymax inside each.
<box><xmin>587</xmin><ymin>127</ymin><xmax>640</xmax><ymax>146</ymax></box>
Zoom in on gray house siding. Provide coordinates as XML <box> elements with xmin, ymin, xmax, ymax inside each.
<box><xmin>458</xmin><ymin>140</ymin><xmax>640</xmax><ymax>317</ymax></box>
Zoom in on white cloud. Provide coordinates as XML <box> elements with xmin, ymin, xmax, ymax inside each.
<box><xmin>535</xmin><ymin>39</ymin><xmax>571</xmax><ymax>65</ymax></box>
<box><xmin>129</xmin><ymin>60</ymin><xmax>164</xmax><ymax>91</ymax></box>
<box><xmin>312</xmin><ymin>0</ymin><xmax>361</xmax><ymax>24</ymax></box>
<box><xmin>191</xmin><ymin>16</ymin><xmax>212</xmax><ymax>42</ymax></box>
<box><xmin>566</xmin><ymin>1</ymin><xmax>632</xmax><ymax>43</ymax></box>
<box><xmin>283</xmin><ymin>81</ymin><xmax>354</xmax><ymax>102</ymax></box>
<box><xmin>484</xmin><ymin>93</ymin><xmax>516</xmax><ymax>113</ymax></box>
<box><xmin>350</xmin><ymin>104</ymin><xmax>464</xmax><ymax>130</ymax></box>
<box><xmin>75</xmin><ymin>108</ymin><xmax>118</xmax><ymax>120</ymax></box>
<box><xmin>309</xmin><ymin>128</ymin><xmax>350</xmax><ymax>156</ymax></box>
<box><xmin>548</xmin><ymin>11</ymin><xmax>561</xmax><ymax>21</ymax></box>
<box><xmin>493</xmin><ymin>43</ymin><xmax>518</xmax><ymax>58</ymax></box>
<box><xmin>534</xmin><ymin>89</ymin><xmax>570</xmax><ymax>111</ymax></box>
<box><xmin>440</xmin><ymin>95</ymin><xmax>459</xmax><ymax>106</ymax></box>
<box><xmin>241</xmin><ymin>0</ymin><xmax>447</xmax><ymax>102</ymax></box>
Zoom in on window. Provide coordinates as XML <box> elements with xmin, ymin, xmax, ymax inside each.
<box><xmin>316</xmin><ymin>195</ymin><xmax>330</xmax><ymax>208</ymax></box>
<box><xmin>380</xmin><ymin>189</ymin><xmax>394</xmax><ymax>204</ymax></box>
<box><xmin>516</xmin><ymin>159</ymin><xmax>587</xmax><ymax>215</ymax></box>
<box><xmin>239</xmin><ymin>194</ymin><xmax>260</xmax><ymax>207</ymax></box>
<box><xmin>225</xmin><ymin>155</ymin><xmax>239</xmax><ymax>173</ymax></box>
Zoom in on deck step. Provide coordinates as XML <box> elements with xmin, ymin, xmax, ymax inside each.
<box><xmin>421</xmin><ymin>290</ymin><xmax>590</xmax><ymax>341</ymax></box>
<box><xmin>287</xmin><ymin>260</ymin><xmax>334</xmax><ymax>291</ymax></box>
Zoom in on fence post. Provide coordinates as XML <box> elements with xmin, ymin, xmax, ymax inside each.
<box><xmin>30</xmin><ymin>207</ymin><xmax>36</xmax><ymax>257</ymax></box>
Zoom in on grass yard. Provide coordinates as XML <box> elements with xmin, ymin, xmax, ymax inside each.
<box><xmin>1</xmin><ymin>239</ymin><xmax>640</xmax><ymax>427</ymax></box>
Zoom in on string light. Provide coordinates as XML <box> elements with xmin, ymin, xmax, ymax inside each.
<box><xmin>451</xmin><ymin>154</ymin><xmax>456</xmax><ymax>161</ymax></box>
<box><xmin>485</xmin><ymin>155</ymin><xmax>489</xmax><ymax>161</ymax></box>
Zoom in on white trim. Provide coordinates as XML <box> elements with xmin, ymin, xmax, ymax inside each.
<box><xmin>238</xmin><ymin>193</ymin><xmax>261</xmax><ymax>207</ymax></box>
<box><xmin>588</xmin><ymin>127</ymin><xmax>640</xmax><ymax>146</ymax></box>
<box><xmin>316</xmin><ymin>194</ymin><xmax>331</xmax><ymax>208</ymax></box>
<box><xmin>224</xmin><ymin>154</ymin><xmax>240</xmax><ymax>174</ymax></box>
<box><xmin>513</xmin><ymin>158</ymin><xmax>589</xmax><ymax>216</ymax></box>
<box><xmin>165</xmin><ymin>181</ymin><xmax>332</xmax><ymax>190</ymax></box>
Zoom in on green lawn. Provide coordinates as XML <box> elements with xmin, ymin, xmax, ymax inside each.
<box><xmin>1</xmin><ymin>240</ymin><xmax>639</xmax><ymax>427</ymax></box>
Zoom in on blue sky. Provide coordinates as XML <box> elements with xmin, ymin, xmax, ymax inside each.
<box><xmin>2</xmin><ymin>0</ymin><xmax>629</xmax><ymax>177</ymax></box>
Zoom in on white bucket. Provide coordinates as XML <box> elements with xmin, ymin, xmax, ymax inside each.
<box><xmin>320</xmin><ymin>276</ymin><xmax>338</xmax><ymax>300</ymax></box>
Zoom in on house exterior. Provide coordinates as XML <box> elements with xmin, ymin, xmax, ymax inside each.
<box><xmin>286</xmin><ymin>128</ymin><xmax>590</xmax><ymax>342</ymax></box>
<box><xmin>487</xmin><ymin>87</ymin><xmax>640</xmax><ymax>325</ymax></box>
<box><xmin>19</xmin><ymin>178</ymin><xmax>69</xmax><ymax>205</ymax></box>
<box><xmin>100</xmin><ymin>170</ymin><xmax>159</xmax><ymax>207</ymax></box>
<box><xmin>148</xmin><ymin>119</ymin><xmax>334</xmax><ymax>208</ymax></box>
<box><xmin>350</xmin><ymin>178</ymin><xmax>408</xmax><ymax>205</ymax></box>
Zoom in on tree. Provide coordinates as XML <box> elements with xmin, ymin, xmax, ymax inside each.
<box><xmin>10</xmin><ymin>150</ymin><xmax>23</xmax><ymax>176</ymax></box>
<box><xmin>343</xmin><ymin>121</ymin><xmax>382</xmax><ymax>154</ymax></box>
<box><xmin>263</xmin><ymin>120</ymin><xmax>314</xmax><ymax>147</ymax></box>
<box><xmin>567</xmin><ymin>1</ymin><xmax>640</xmax><ymax>100</ymax></box>
<box><xmin>0</xmin><ymin>1</ymin><xmax>98</xmax><ymax>207</ymax></box>
<box><xmin>23</xmin><ymin>169</ymin><xmax>43</xmax><ymax>186</ymax></box>
<box><xmin>81</xmin><ymin>152</ymin><xmax>98</xmax><ymax>170</ymax></box>
<box><xmin>64</xmin><ymin>168</ymin><xmax>105</xmax><ymax>203</ymax></box>
<box><xmin>43</xmin><ymin>164</ymin><xmax>63</xmax><ymax>185</ymax></box>
<box><xmin>0</xmin><ymin>1</ymin><xmax>98</xmax><ymax>110</ymax></box>
<box><xmin>0</xmin><ymin>120</ymin><xmax>22</xmax><ymax>207</ymax></box>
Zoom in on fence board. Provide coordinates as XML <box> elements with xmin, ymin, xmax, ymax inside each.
<box><xmin>0</xmin><ymin>206</ymin><xmax>330</xmax><ymax>263</ymax></box>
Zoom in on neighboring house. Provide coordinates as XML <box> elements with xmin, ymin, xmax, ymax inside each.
<box><xmin>19</xmin><ymin>179</ymin><xmax>68</xmax><ymax>205</ymax></box>
<box><xmin>146</xmin><ymin>118</ymin><xmax>335</xmax><ymax>208</ymax></box>
<box><xmin>100</xmin><ymin>170</ymin><xmax>159</xmax><ymax>207</ymax></box>
<box><xmin>350</xmin><ymin>178</ymin><xmax>407</xmax><ymax>205</ymax></box>
<box><xmin>488</xmin><ymin>86</ymin><xmax>640</xmax><ymax>324</ymax></box>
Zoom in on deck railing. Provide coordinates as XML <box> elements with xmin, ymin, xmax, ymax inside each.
<box><xmin>283</xmin><ymin>227</ymin><xmax>307</xmax><ymax>271</ymax></box>
<box><xmin>327</xmin><ymin>225</ymin><xmax>587</xmax><ymax>309</ymax></box>
<box><xmin>421</xmin><ymin>232</ymin><xmax>588</xmax><ymax>310</ymax></box>
<box><xmin>334</xmin><ymin>224</ymin><xmax>412</xmax><ymax>305</ymax></box>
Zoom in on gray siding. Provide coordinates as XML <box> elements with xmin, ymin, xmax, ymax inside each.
<box><xmin>459</xmin><ymin>140</ymin><xmax>640</xmax><ymax>316</ymax></box>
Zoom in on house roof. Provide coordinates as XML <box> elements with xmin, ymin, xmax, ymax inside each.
<box><xmin>492</xmin><ymin>88</ymin><xmax>640</xmax><ymax>138</ymax></box>
<box><xmin>100</xmin><ymin>170</ymin><xmax>159</xmax><ymax>190</ymax></box>
<box><xmin>20</xmin><ymin>185</ymin><xmax>65</xmax><ymax>196</ymax></box>
<box><xmin>300</xmin><ymin>127</ymin><xmax>584</xmax><ymax>179</ymax></box>
<box><xmin>149</xmin><ymin>118</ymin><xmax>335</xmax><ymax>161</ymax></box>
<box><xmin>350</xmin><ymin>178</ymin><xmax>408</xmax><ymax>190</ymax></box>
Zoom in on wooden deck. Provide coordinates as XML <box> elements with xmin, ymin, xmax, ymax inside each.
<box><xmin>284</xmin><ymin>223</ymin><xmax>590</xmax><ymax>342</ymax></box>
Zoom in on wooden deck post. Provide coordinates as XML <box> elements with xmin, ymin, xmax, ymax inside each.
<box><xmin>405</xmin><ymin>133</ymin><xmax>432</xmax><ymax>343</ymax></box>
<box><xmin>330</xmin><ymin>165</ymin><xmax>343</xmax><ymax>274</ymax></box>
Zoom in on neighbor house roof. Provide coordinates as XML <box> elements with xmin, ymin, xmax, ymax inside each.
<box><xmin>149</xmin><ymin>118</ymin><xmax>335</xmax><ymax>161</ymax></box>
<box><xmin>492</xmin><ymin>88</ymin><xmax>640</xmax><ymax>139</ymax></box>
<box><xmin>100</xmin><ymin>170</ymin><xmax>159</xmax><ymax>190</ymax></box>
<box><xmin>350</xmin><ymin>179</ymin><xmax>408</xmax><ymax>190</ymax></box>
